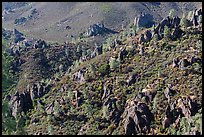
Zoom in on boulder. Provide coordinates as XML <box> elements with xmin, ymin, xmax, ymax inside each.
<box><xmin>138</xmin><ymin>34</ymin><xmax>145</xmax><ymax>43</ymax></box>
<box><xmin>179</xmin><ymin>58</ymin><xmax>189</xmax><ymax>70</ymax></box>
<box><xmin>144</xmin><ymin>30</ymin><xmax>152</xmax><ymax>42</ymax></box>
<box><xmin>172</xmin><ymin>58</ymin><xmax>179</xmax><ymax>68</ymax></box>
<box><xmin>127</xmin><ymin>73</ymin><xmax>139</xmax><ymax>86</ymax></box>
<box><xmin>139</xmin><ymin>46</ymin><xmax>144</xmax><ymax>56</ymax></box>
<box><xmin>118</xmin><ymin>47</ymin><xmax>128</xmax><ymax>61</ymax></box>
<box><xmin>172</xmin><ymin>26</ymin><xmax>183</xmax><ymax>40</ymax></box>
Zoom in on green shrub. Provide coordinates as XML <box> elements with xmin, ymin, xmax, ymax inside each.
<box><xmin>109</xmin><ymin>57</ymin><xmax>120</xmax><ymax>70</ymax></box>
<box><xmin>98</xmin><ymin>63</ymin><xmax>110</xmax><ymax>77</ymax></box>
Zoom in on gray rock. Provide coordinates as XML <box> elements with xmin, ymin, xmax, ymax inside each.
<box><xmin>118</xmin><ymin>47</ymin><xmax>128</xmax><ymax>61</ymax></box>
<box><xmin>13</xmin><ymin>28</ymin><xmax>25</xmax><ymax>43</ymax></box>
<box><xmin>135</xmin><ymin>13</ymin><xmax>154</xmax><ymax>29</ymax></box>
<box><xmin>144</xmin><ymin>30</ymin><xmax>152</xmax><ymax>42</ymax></box>
<box><xmin>10</xmin><ymin>91</ymin><xmax>33</xmax><ymax>118</ymax></box>
<box><xmin>179</xmin><ymin>58</ymin><xmax>189</xmax><ymax>70</ymax></box>
<box><xmin>94</xmin><ymin>43</ymin><xmax>102</xmax><ymax>56</ymax></box>
<box><xmin>123</xmin><ymin>100</ymin><xmax>153</xmax><ymax>135</ymax></box>
<box><xmin>172</xmin><ymin>26</ymin><xmax>183</xmax><ymax>40</ymax></box>
<box><xmin>46</xmin><ymin>101</ymin><xmax>54</xmax><ymax>114</ymax></box>
<box><xmin>86</xmin><ymin>22</ymin><xmax>117</xmax><ymax>36</ymax></box>
<box><xmin>139</xmin><ymin>47</ymin><xmax>144</xmax><ymax>56</ymax></box>
<box><xmin>102</xmin><ymin>96</ymin><xmax>120</xmax><ymax>123</ymax></box>
<box><xmin>172</xmin><ymin>16</ymin><xmax>181</xmax><ymax>28</ymax></box>
<box><xmin>160</xmin><ymin>16</ymin><xmax>171</xmax><ymax>30</ymax></box>
<box><xmin>102</xmin><ymin>82</ymin><xmax>113</xmax><ymax>101</ymax></box>
<box><xmin>72</xmin><ymin>70</ymin><xmax>85</xmax><ymax>83</ymax></box>
<box><xmin>172</xmin><ymin>58</ymin><xmax>179</xmax><ymax>68</ymax></box>
<box><xmin>127</xmin><ymin>73</ymin><xmax>139</xmax><ymax>86</ymax></box>
<box><xmin>138</xmin><ymin>34</ymin><xmax>145</xmax><ymax>43</ymax></box>
<box><xmin>14</xmin><ymin>17</ymin><xmax>27</xmax><ymax>25</ymax></box>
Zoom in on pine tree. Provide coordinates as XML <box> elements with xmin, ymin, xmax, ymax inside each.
<box><xmin>163</xmin><ymin>25</ymin><xmax>170</xmax><ymax>41</ymax></box>
<box><xmin>180</xmin><ymin>13</ymin><xmax>188</xmax><ymax>30</ymax></box>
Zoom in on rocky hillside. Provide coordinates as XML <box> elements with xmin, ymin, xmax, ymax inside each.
<box><xmin>2</xmin><ymin>3</ymin><xmax>202</xmax><ymax>135</ymax></box>
<box><xmin>2</xmin><ymin>2</ymin><xmax>201</xmax><ymax>42</ymax></box>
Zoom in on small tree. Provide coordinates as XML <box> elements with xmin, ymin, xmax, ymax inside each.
<box><xmin>84</xmin><ymin>100</ymin><xmax>94</xmax><ymax>120</ymax></box>
<box><xmin>98</xmin><ymin>63</ymin><xmax>110</xmax><ymax>77</ymax></box>
<box><xmin>163</xmin><ymin>25</ymin><xmax>170</xmax><ymax>41</ymax></box>
<box><xmin>65</xmin><ymin>48</ymin><xmax>69</xmax><ymax>57</ymax></box>
<box><xmin>187</xmin><ymin>11</ymin><xmax>193</xmax><ymax>20</ymax></box>
<box><xmin>53</xmin><ymin>100</ymin><xmax>60</xmax><ymax>117</ymax></box>
<box><xmin>89</xmin><ymin>63</ymin><xmax>96</xmax><ymax>75</ymax></box>
<box><xmin>77</xmin><ymin>45</ymin><xmax>82</xmax><ymax>57</ymax></box>
<box><xmin>180</xmin><ymin>13</ymin><xmax>188</xmax><ymax>30</ymax></box>
<box><xmin>152</xmin><ymin>33</ymin><xmax>159</xmax><ymax>43</ymax></box>
<box><xmin>47</xmin><ymin>115</ymin><xmax>53</xmax><ymax>135</ymax></box>
<box><xmin>81</xmin><ymin>45</ymin><xmax>87</xmax><ymax>57</ymax></box>
<box><xmin>109</xmin><ymin>57</ymin><xmax>120</xmax><ymax>70</ymax></box>
<box><xmin>169</xmin><ymin>9</ymin><xmax>175</xmax><ymax>19</ymax></box>
<box><xmin>2</xmin><ymin>100</ymin><xmax>17</xmax><ymax>135</ymax></box>
<box><xmin>198</xmin><ymin>15</ymin><xmax>202</xmax><ymax>24</ymax></box>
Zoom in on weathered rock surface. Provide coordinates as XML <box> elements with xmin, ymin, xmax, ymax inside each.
<box><xmin>86</xmin><ymin>22</ymin><xmax>118</xmax><ymax>36</ymax></box>
<box><xmin>134</xmin><ymin>13</ymin><xmax>154</xmax><ymax>28</ymax></box>
<box><xmin>9</xmin><ymin>82</ymin><xmax>51</xmax><ymax>118</ymax></box>
<box><xmin>72</xmin><ymin>70</ymin><xmax>86</xmax><ymax>83</ymax></box>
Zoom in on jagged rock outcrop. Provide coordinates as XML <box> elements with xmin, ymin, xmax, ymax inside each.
<box><xmin>34</xmin><ymin>39</ymin><xmax>47</xmax><ymax>49</ymax></box>
<box><xmin>172</xmin><ymin>58</ymin><xmax>179</xmax><ymax>68</ymax></box>
<box><xmin>179</xmin><ymin>58</ymin><xmax>190</xmax><ymax>70</ymax></box>
<box><xmin>14</xmin><ymin>17</ymin><xmax>27</xmax><ymax>25</ymax></box>
<box><xmin>164</xmin><ymin>84</ymin><xmax>176</xmax><ymax>103</ymax></box>
<box><xmin>13</xmin><ymin>28</ymin><xmax>25</xmax><ymax>43</ymax></box>
<box><xmin>9</xmin><ymin>91</ymin><xmax>33</xmax><ymax>118</ymax></box>
<box><xmin>134</xmin><ymin>13</ymin><xmax>154</xmax><ymax>29</ymax></box>
<box><xmin>118</xmin><ymin>47</ymin><xmax>128</xmax><ymax>61</ymax></box>
<box><xmin>123</xmin><ymin>98</ymin><xmax>153</xmax><ymax>135</ymax></box>
<box><xmin>86</xmin><ymin>22</ymin><xmax>118</xmax><ymax>36</ymax></box>
<box><xmin>102</xmin><ymin>81</ymin><xmax>113</xmax><ymax>101</ymax></box>
<box><xmin>144</xmin><ymin>30</ymin><xmax>152</xmax><ymax>42</ymax></box>
<box><xmin>138</xmin><ymin>34</ymin><xmax>145</xmax><ymax>43</ymax></box>
<box><xmin>126</xmin><ymin>73</ymin><xmax>139</xmax><ymax>86</ymax></box>
<box><xmin>72</xmin><ymin>70</ymin><xmax>86</xmax><ymax>83</ymax></box>
<box><xmin>9</xmin><ymin>82</ymin><xmax>51</xmax><ymax>118</ymax></box>
<box><xmin>90</xmin><ymin>43</ymin><xmax>102</xmax><ymax>58</ymax></box>
<box><xmin>102</xmin><ymin>96</ymin><xmax>121</xmax><ymax>124</ymax></box>
<box><xmin>171</xmin><ymin>26</ymin><xmax>183</xmax><ymax>40</ymax></box>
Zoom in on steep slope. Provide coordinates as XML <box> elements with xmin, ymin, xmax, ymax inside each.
<box><xmin>2</xmin><ymin>3</ymin><xmax>202</xmax><ymax>135</ymax></box>
<box><xmin>23</xmin><ymin>11</ymin><xmax>202</xmax><ymax>135</ymax></box>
